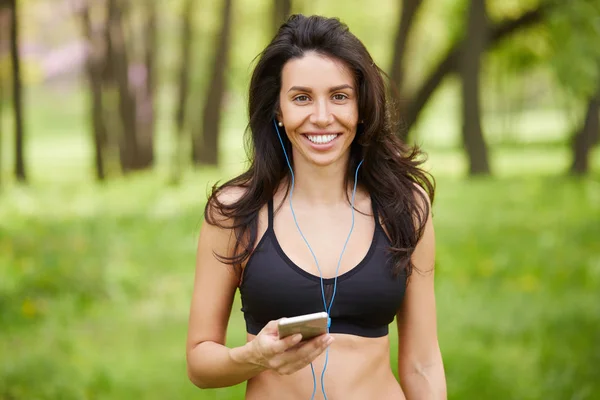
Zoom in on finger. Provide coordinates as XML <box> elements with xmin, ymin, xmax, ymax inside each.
<box><xmin>277</xmin><ymin>334</ymin><xmax>334</xmax><ymax>374</ymax></box>
<box><xmin>270</xmin><ymin>333</ymin><xmax>303</xmax><ymax>355</ymax></box>
<box><xmin>285</xmin><ymin>333</ymin><xmax>327</xmax><ymax>351</ymax></box>
<box><xmin>298</xmin><ymin>334</ymin><xmax>334</xmax><ymax>362</ymax></box>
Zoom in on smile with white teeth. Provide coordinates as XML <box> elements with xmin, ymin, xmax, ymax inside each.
<box><xmin>306</xmin><ymin>134</ymin><xmax>338</xmax><ymax>144</ymax></box>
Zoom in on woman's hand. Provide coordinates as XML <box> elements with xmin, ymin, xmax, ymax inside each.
<box><xmin>248</xmin><ymin>319</ymin><xmax>334</xmax><ymax>375</ymax></box>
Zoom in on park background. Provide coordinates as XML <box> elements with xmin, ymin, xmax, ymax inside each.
<box><xmin>1</xmin><ymin>0</ymin><xmax>599</xmax><ymax>399</ymax></box>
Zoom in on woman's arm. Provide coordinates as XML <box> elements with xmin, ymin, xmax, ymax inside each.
<box><xmin>397</xmin><ymin>190</ymin><xmax>447</xmax><ymax>399</ymax></box>
<box><xmin>186</xmin><ymin>201</ymin><xmax>265</xmax><ymax>388</ymax></box>
<box><xmin>186</xmin><ymin>193</ymin><xmax>332</xmax><ymax>388</ymax></box>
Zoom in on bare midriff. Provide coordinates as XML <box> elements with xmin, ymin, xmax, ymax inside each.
<box><xmin>245</xmin><ymin>333</ymin><xmax>406</xmax><ymax>400</ymax></box>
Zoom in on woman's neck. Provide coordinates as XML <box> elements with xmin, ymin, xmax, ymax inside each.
<box><xmin>287</xmin><ymin>156</ymin><xmax>352</xmax><ymax>207</ymax></box>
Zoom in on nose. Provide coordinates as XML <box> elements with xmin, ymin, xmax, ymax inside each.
<box><xmin>309</xmin><ymin>99</ymin><xmax>333</xmax><ymax>127</ymax></box>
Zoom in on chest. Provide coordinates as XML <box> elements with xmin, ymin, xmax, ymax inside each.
<box><xmin>240</xmin><ymin>231</ymin><xmax>406</xmax><ymax>328</ymax></box>
<box><xmin>272</xmin><ymin>206</ymin><xmax>375</xmax><ymax>278</ymax></box>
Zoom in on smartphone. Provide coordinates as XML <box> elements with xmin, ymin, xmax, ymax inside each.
<box><xmin>278</xmin><ymin>312</ymin><xmax>329</xmax><ymax>341</ymax></box>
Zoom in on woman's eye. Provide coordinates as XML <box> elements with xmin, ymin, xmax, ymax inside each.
<box><xmin>333</xmin><ymin>93</ymin><xmax>348</xmax><ymax>101</ymax></box>
<box><xmin>294</xmin><ymin>95</ymin><xmax>310</xmax><ymax>102</ymax></box>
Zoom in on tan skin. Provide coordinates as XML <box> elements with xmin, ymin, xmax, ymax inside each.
<box><xmin>187</xmin><ymin>52</ymin><xmax>446</xmax><ymax>399</ymax></box>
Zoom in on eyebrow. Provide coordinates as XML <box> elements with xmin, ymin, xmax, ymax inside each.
<box><xmin>287</xmin><ymin>84</ymin><xmax>355</xmax><ymax>93</ymax></box>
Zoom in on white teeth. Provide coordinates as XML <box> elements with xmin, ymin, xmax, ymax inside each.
<box><xmin>306</xmin><ymin>134</ymin><xmax>338</xmax><ymax>144</ymax></box>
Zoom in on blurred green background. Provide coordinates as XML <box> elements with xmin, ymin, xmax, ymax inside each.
<box><xmin>1</xmin><ymin>0</ymin><xmax>599</xmax><ymax>399</ymax></box>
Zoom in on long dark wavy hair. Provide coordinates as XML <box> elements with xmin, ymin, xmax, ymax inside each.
<box><xmin>205</xmin><ymin>14</ymin><xmax>435</xmax><ymax>280</ymax></box>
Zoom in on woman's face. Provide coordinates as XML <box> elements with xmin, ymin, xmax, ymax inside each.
<box><xmin>278</xmin><ymin>52</ymin><xmax>358</xmax><ymax>168</ymax></box>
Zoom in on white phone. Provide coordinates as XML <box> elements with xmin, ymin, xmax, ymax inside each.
<box><xmin>278</xmin><ymin>311</ymin><xmax>329</xmax><ymax>341</ymax></box>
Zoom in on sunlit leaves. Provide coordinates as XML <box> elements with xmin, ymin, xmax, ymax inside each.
<box><xmin>547</xmin><ymin>0</ymin><xmax>600</xmax><ymax>98</ymax></box>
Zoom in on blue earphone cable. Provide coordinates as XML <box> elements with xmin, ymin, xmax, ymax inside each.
<box><xmin>273</xmin><ymin>119</ymin><xmax>363</xmax><ymax>400</ymax></box>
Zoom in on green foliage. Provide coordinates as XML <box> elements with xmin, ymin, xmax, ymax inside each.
<box><xmin>488</xmin><ymin>0</ymin><xmax>541</xmax><ymax>22</ymax></box>
<box><xmin>486</xmin><ymin>0</ymin><xmax>549</xmax><ymax>75</ymax></box>
<box><xmin>547</xmin><ymin>0</ymin><xmax>600</xmax><ymax>99</ymax></box>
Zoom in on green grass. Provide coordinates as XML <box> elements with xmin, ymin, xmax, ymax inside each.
<box><xmin>1</xmin><ymin>173</ymin><xmax>599</xmax><ymax>399</ymax></box>
<box><xmin>1</xmin><ymin>86</ymin><xmax>600</xmax><ymax>399</ymax></box>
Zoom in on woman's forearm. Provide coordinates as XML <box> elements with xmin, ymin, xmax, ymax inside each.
<box><xmin>187</xmin><ymin>341</ymin><xmax>266</xmax><ymax>389</ymax></box>
<box><xmin>399</xmin><ymin>363</ymin><xmax>447</xmax><ymax>400</ymax></box>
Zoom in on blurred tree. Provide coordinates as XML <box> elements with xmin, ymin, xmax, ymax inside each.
<box><xmin>106</xmin><ymin>0</ymin><xmax>139</xmax><ymax>172</ymax></box>
<box><xmin>482</xmin><ymin>0</ymin><xmax>600</xmax><ymax>174</ymax></box>
<box><xmin>389</xmin><ymin>0</ymin><xmax>423</xmax><ymax>108</ymax></box>
<box><xmin>0</xmin><ymin>4</ymin><xmax>6</xmax><ymax>189</ymax></box>
<box><xmin>100</xmin><ymin>0</ymin><xmax>156</xmax><ymax>173</ymax></box>
<box><xmin>172</xmin><ymin>0</ymin><xmax>196</xmax><ymax>183</ymax></box>
<box><xmin>547</xmin><ymin>0</ymin><xmax>600</xmax><ymax>103</ymax></box>
<box><xmin>100</xmin><ymin>0</ymin><xmax>124</xmax><ymax>177</ymax></box>
<box><xmin>192</xmin><ymin>0</ymin><xmax>234</xmax><ymax>166</ymax></box>
<box><xmin>273</xmin><ymin>0</ymin><xmax>292</xmax><ymax>35</ymax></box>
<box><xmin>460</xmin><ymin>0</ymin><xmax>490</xmax><ymax>175</ymax></box>
<box><xmin>570</xmin><ymin>82</ymin><xmax>600</xmax><ymax>175</ymax></box>
<box><xmin>543</xmin><ymin>0</ymin><xmax>600</xmax><ymax>175</ymax></box>
<box><xmin>135</xmin><ymin>0</ymin><xmax>158</xmax><ymax>169</ymax></box>
<box><xmin>6</xmin><ymin>0</ymin><xmax>25</xmax><ymax>182</ymax></box>
<box><xmin>78</xmin><ymin>1</ymin><xmax>107</xmax><ymax>181</ymax></box>
<box><xmin>0</xmin><ymin>73</ymin><xmax>2</xmax><ymax>189</ymax></box>
<box><xmin>399</xmin><ymin>3</ymin><xmax>549</xmax><ymax>140</ymax></box>
<box><xmin>484</xmin><ymin>24</ymin><xmax>541</xmax><ymax>146</ymax></box>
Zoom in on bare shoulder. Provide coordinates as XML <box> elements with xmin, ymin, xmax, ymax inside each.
<box><xmin>215</xmin><ymin>185</ymin><xmax>248</xmax><ymax>205</ymax></box>
<box><xmin>205</xmin><ymin>185</ymin><xmax>249</xmax><ymax>227</ymax></box>
<box><xmin>203</xmin><ymin>183</ymin><xmax>268</xmax><ymax>265</ymax></box>
<box><xmin>411</xmin><ymin>182</ymin><xmax>432</xmax><ymax>213</ymax></box>
<box><xmin>199</xmin><ymin>185</ymin><xmax>251</xmax><ymax>268</ymax></box>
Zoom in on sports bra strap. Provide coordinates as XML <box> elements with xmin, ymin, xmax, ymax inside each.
<box><xmin>267</xmin><ymin>198</ymin><xmax>274</xmax><ymax>228</ymax></box>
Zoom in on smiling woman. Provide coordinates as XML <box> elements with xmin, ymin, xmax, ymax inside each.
<box><xmin>186</xmin><ymin>14</ymin><xmax>446</xmax><ymax>400</ymax></box>
<box><xmin>279</xmin><ymin>56</ymin><xmax>358</xmax><ymax>166</ymax></box>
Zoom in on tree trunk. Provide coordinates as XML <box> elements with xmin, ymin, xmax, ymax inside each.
<box><xmin>570</xmin><ymin>88</ymin><xmax>600</xmax><ymax>175</ymax></box>
<box><xmin>0</xmin><ymin>71</ymin><xmax>3</xmax><ymax>190</ymax></box>
<box><xmin>107</xmin><ymin>0</ymin><xmax>138</xmax><ymax>173</ymax></box>
<box><xmin>172</xmin><ymin>0</ymin><xmax>195</xmax><ymax>183</ymax></box>
<box><xmin>460</xmin><ymin>0</ymin><xmax>490</xmax><ymax>175</ymax></box>
<box><xmin>0</xmin><ymin>64</ymin><xmax>3</xmax><ymax>191</ymax></box>
<box><xmin>192</xmin><ymin>0</ymin><xmax>234</xmax><ymax>166</ymax></box>
<box><xmin>80</xmin><ymin>3</ymin><xmax>107</xmax><ymax>181</ymax></box>
<box><xmin>99</xmin><ymin>1</ymin><xmax>122</xmax><ymax>177</ymax></box>
<box><xmin>135</xmin><ymin>0</ymin><xmax>157</xmax><ymax>169</ymax></box>
<box><xmin>0</xmin><ymin>7</ymin><xmax>6</xmax><ymax>189</ymax></box>
<box><xmin>8</xmin><ymin>0</ymin><xmax>25</xmax><ymax>182</ymax></box>
<box><xmin>389</xmin><ymin>0</ymin><xmax>422</xmax><ymax>100</ymax></box>
<box><xmin>400</xmin><ymin>5</ymin><xmax>549</xmax><ymax>140</ymax></box>
<box><xmin>273</xmin><ymin>0</ymin><xmax>291</xmax><ymax>34</ymax></box>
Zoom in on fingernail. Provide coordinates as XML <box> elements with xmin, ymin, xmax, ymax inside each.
<box><xmin>293</xmin><ymin>334</ymin><xmax>302</xmax><ymax>341</ymax></box>
<box><xmin>326</xmin><ymin>337</ymin><xmax>334</xmax><ymax>345</ymax></box>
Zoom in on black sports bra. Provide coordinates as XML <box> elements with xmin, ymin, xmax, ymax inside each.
<box><xmin>239</xmin><ymin>198</ymin><xmax>406</xmax><ymax>338</ymax></box>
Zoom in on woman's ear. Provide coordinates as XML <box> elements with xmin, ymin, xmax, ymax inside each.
<box><xmin>274</xmin><ymin>110</ymin><xmax>284</xmax><ymax>127</ymax></box>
